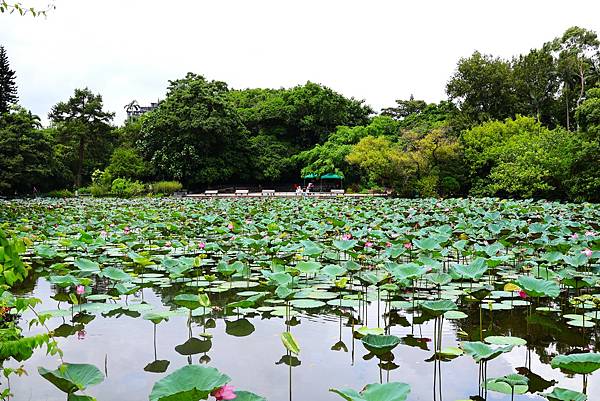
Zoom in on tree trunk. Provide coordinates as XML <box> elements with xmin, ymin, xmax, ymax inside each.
<box><xmin>565</xmin><ymin>91</ymin><xmax>570</xmax><ymax>131</ymax></box>
<box><xmin>75</xmin><ymin>136</ymin><xmax>85</xmax><ymax>188</ymax></box>
<box><xmin>576</xmin><ymin>62</ymin><xmax>585</xmax><ymax>131</ymax></box>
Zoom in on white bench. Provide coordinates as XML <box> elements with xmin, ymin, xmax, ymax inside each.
<box><xmin>204</xmin><ymin>190</ymin><xmax>218</xmax><ymax>195</ymax></box>
<box><xmin>262</xmin><ymin>189</ymin><xmax>276</xmax><ymax>196</ymax></box>
<box><xmin>235</xmin><ymin>189</ymin><xmax>249</xmax><ymax>196</ymax></box>
<box><xmin>331</xmin><ymin>189</ymin><xmax>345</xmax><ymax>195</ymax></box>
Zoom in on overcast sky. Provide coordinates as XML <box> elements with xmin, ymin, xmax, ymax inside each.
<box><xmin>1</xmin><ymin>0</ymin><xmax>600</xmax><ymax>124</ymax></box>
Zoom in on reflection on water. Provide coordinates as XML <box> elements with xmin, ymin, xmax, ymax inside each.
<box><xmin>8</xmin><ymin>274</ymin><xmax>598</xmax><ymax>401</ymax></box>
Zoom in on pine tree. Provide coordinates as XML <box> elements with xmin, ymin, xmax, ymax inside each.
<box><xmin>0</xmin><ymin>46</ymin><xmax>18</xmax><ymax>114</ymax></box>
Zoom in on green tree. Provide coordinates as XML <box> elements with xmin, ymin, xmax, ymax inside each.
<box><xmin>0</xmin><ymin>107</ymin><xmax>56</xmax><ymax>194</ymax></box>
<box><xmin>139</xmin><ymin>73</ymin><xmax>250</xmax><ymax>187</ymax></box>
<box><xmin>0</xmin><ymin>46</ymin><xmax>17</xmax><ymax>114</ymax></box>
<box><xmin>552</xmin><ymin>26</ymin><xmax>600</xmax><ymax>130</ymax></box>
<box><xmin>576</xmin><ymin>86</ymin><xmax>600</xmax><ymax>137</ymax></box>
<box><xmin>512</xmin><ymin>46</ymin><xmax>559</xmax><ymax>125</ymax></box>
<box><xmin>462</xmin><ymin>116</ymin><xmax>579</xmax><ymax>198</ymax></box>
<box><xmin>346</xmin><ymin>136</ymin><xmax>407</xmax><ymax>189</ymax></box>
<box><xmin>381</xmin><ymin>95</ymin><xmax>428</xmax><ymax>120</ymax></box>
<box><xmin>107</xmin><ymin>147</ymin><xmax>149</xmax><ymax>180</ymax></box>
<box><xmin>446</xmin><ymin>51</ymin><xmax>518</xmax><ymax>124</ymax></box>
<box><xmin>49</xmin><ymin>88</ymin><xmax>115</xmax><ymax>188</ymax></box>
<box><xmin>295</xmin><ymin>116</ymin><xmax>399</xmax><ymax>182</ymax></box>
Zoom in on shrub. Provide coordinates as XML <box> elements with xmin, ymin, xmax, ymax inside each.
<box><xmin>111</xmin><ymin>178</ymin><xmax>146</xmax><ymax>198</ymax></box>
<box><xmin>46</xmin><ymin>189</ymin><xmax>73</xmax><ymax>198</ymax></box>
<box><xmin>107</xmin><ymin>147</ymin><xmax>149</xmax><ymax>180</ymax></box>
<box><xmin>150</xmin><ymin>181</ymin><xmax>183</xmax><ymax>195</ymax></box>
<box><xmin>90</xmin><ymin>169</ymin><xmax>112</xmax><ymax>197</ymax></box>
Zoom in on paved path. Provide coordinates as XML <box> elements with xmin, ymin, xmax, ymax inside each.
<box><xmin>186</xmin><ymin>192</ymin><xmax>388</xmax><ymax>198</ymax></box>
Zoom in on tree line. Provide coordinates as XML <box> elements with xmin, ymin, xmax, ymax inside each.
<box><xmin>1</xmin><ymin>26</ymin><xmax>600</xmax><ymax>200</ymax></box>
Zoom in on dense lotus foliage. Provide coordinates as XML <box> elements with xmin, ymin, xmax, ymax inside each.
<box><xmin>0</xmin><ymin>197</ymin><xmax>599</xmax><ymax>400</ymax></box>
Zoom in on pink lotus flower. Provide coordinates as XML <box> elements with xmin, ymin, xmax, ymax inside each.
<box><xmin>211</xmin><ymin>385</ymin><xmax>236</xmax><ymax>400</ymax></box>
<box><xmin>227</xmin><ymin>223</ymin><xmax>234</xmax><ymax>230</ymax></box>
<box><xmin>404</xmin><ymin>242</ymin><xmax>412</xmax><ymax>250</ymax></box>
<box><xmin>585</xmin><ymin>230</ymin><xmax>596</xmax><ymax>237</ymax></box>
<box><xmin>582</xmin><ymin>248</ymin><xmax>593</xmax><ymax>258</ymax></box>
<box><xmin>124</xmin><ymin>226</ymin><xmax>131</xmax><ymax>234</ymax></box>
<box><xmin>341</xmin><ymin>233</ymin><xmax>352</xmax><ymax>240</ymax></box>
<box><xmin>76</xmin><ymin>285</ymin><xmax>85</xmax><ymax>295</ymax></box>
<box><xmin>386</xmin><ymin>242</ymin><xmax>392</xmax><ymax>248</ymax></box>
<box><xmin>518</xmin><ymin>290</ymin><xmax>527</xmax><ymax>299</ymax></box>
<box><xmin>199</xmin><ymin>242</ymin><xmax>206</xmax><ymax>249</ymax></box>
<box><xmin>77</xmin><ymin>329</ymin><xmax>86</xmax><ymax>340</ymax></box>
<box><xmin>364</xmin><ymin>242</ymin><xmax>373</xmax><ymax>248</ymax></box>
<box><xmin>100</xmin><ymin>230</ymin><xmax>108</xmax><ymax>239</ymax></box>
<box><xmin>165</xmin><ymin>241</ymin><xmax>172</xmax><ymax>247</ymax></box>
<box><xmin>570</xmin><ymin>233</ymin><xmax>578</xmax><ymax>240</ymax></box>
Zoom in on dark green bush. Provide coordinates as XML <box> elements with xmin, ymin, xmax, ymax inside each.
<box><xmin>111</xmin><ymin>178</ymin><xmax>146</xmax><ymax>198</ymax></box>
<box><xmin>46</xmin><ymin>189</ymin><xmax>73</xmax><ymax>198</ymax></box>
<box><xmin>150</xmin><ymin>181</ymin><xmax>183</xmax><ymax>195</ymax></box>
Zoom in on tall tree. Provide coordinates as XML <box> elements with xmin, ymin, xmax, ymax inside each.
<box><xmin>0</xmin><ymin>107</ymin><xmax>56</xmax><ymax>194</ymax></box>
<box><xmin>512</xmin><ymin>46</ymin><xmax>559</xmax><ymax>125</ymax></box>
<box><xmin>381</xmin><ymin>95</ymin><xmax>428</xmax><ymax>120</ymax></box>
<box><xmin>49</xmin><ymin>88</ymin><xmax>115</xmax><ymax>188</ymax></box>
<box><xmin>446</xmin><ymin>51</ymin><xmax>518</xmax><ymax>124</ymax></box>
<box><xmin>552</xmin><ymin>26</ymin><xmax>600</xmax><ymax>130</ymax></box>
<box><xmin>0</xmin><ymin>46</ymin><xmax>18</xmax><ymax>114</ymax></box>
<box><xmin>139</xmin><ymin>73</ymin><xmax>250</xmax><ymax>187</ymax></box>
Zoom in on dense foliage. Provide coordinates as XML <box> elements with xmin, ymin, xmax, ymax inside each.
<box><xmin>2</xmin><ymin>26</ymin><xmax>600</xmax><ymax>200</ymax></box>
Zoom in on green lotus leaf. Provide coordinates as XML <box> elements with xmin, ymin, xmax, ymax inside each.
<box><xmin>484</xmin><ymin>336</ymin><xmax>527</xmax><ymax>346</ymax></box>
<box><xmin>67</xmin><ymin>395</ymin><xmax>96</xmax><ymax>401</ymax></box>
<box><xmin>361</xmin><ymin>335</ymin><xmax>401</xmax><ymax>356</ymax></box>
<box><xmin>444</xmin><ymin>310</ymin><xmax>468</xmax><ymax>320</ymax></box>
<box><xmin>420</xmin><ymin>300</ymin><xmax>457</xmax><ymax>316</ymax></box>
<box><xmin>174</xmin><ymin>294</ymin><xmax>202</xmax><ymax>310</ymax></box>
<box><xmin>234</xmin><ymin>391</ymin><xmax>268</xmax><ymax>401</ymax></box>
<box><xmin>294</xmin><ymin>260</ymin><xmax>322</xmax><ymax>274</ymax></box>
<box><xmin>73</xmin><ymin>258</ymin><xmax>100</xmax><ymax>274</ymax></box>
<box><xmin>516</xmin><ymin>276</ymin><xmax>560</xmax><ymax>298</ymax></box>
<box><xmin>355</xmin><ymin>327</ymin><xmax>385</xmax><ymax>337</ymax></box>
<box><xmin>289</xmin><ymin>299</ymin><xmax>326</xmax><ymax>309</ymax></box>
<box><xmin>321</xmin><ymin>264</ymin><xmax>347</xmax><ymax>277</ymax></box>
<box><xmin>149</xmin><ymin>365</ymin><xmax>230</xmax><ymax>401</ymax></box>
<box><xmin>330</xmin><ymin>382</ymin><xmax>411</xmax><ymax>401</ymax></box>
<box><xmin>281</xmin><ymin>331</ymin><xmax>300</xmax><ymax>355</ymax></box>
<box><xmin>484</xmin><ymin>374</ymin><xmax>528</xmax><ymax>395</ymax></box>
<box><xmin>425</xmin><ymin>272</ymin><xmax>452</xmax><ymax>286</ymax></box>
<box><xmin>333</xmin><ymin>239</ymin><xmax>358</xmax><ymax>251</ymax></box>
<box><xmin>38</xmin><ymin>363</ymin><xmax>104</xmax><ymax>394</ymax></box>
<box><xmin>541</xmin><ymin>387</ymin><xmax>587</xmax><ymax>401</ymax></box>
<box><xmin>550</xmin><ymin>353</ymin><xmax>600</xmax><ymax>374</ymax></box>
<box><xmin>100</xmin><ymin>266</ymin><xmax>131</xmax><ymax>281</ymax></box>
<box><xmin>462</xmin><ymin>341</ymin><xmax>514</xmax><ymax>362</ymax></box>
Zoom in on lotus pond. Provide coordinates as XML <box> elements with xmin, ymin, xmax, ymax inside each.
<box><xmin>1</xmin><ymin>197</ymin><xmax>600</xmax><ymax>401</ymax></box>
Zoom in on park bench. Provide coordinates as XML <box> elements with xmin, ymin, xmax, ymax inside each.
<box><xmin>204</xmin><ymin>190</ymin><xmax>218</xmax><ymax>196</ymax></box>
<box><xmin>235</xmin><ymin>189</ymin><xmax>249</xmax><ymax>196</ymax></box>
<box><xmin>261</xmin><ymin>189</ymin><xmax>276</xmax><ymax>196</ymax></box>
<box><xmin>331</xmin><ymin>189</ymin><xmax>345</xmax><ymax>195</ymax></box>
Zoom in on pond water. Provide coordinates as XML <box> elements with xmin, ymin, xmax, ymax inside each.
<box><xmin>1</xmin><ymin>197</ymin><xmax>599</xmax><ymax>401</ymax></box>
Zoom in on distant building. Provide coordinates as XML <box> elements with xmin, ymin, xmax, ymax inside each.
<box><xmin>124</xmin><ymin>100</ymin><xmax>160</xmax><ymax>119</ymax></box>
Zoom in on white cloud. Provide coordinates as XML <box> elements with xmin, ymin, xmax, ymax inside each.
<box><xmin>1</xmin><ymin>0</ymin><xmax>600</xmax><ymax>124</ymax></box>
